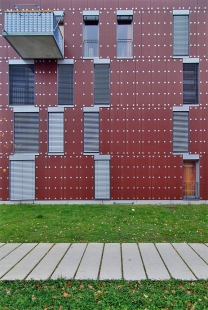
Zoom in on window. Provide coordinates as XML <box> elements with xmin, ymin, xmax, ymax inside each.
<box><xmin>117</xmin><ymin>14</ymin><xmax>133</xmax><ymax>58</ymax></box>
<box><xmin>10</xmin><ymin>160</ymin><xmax>35</xmax><ymax>200</ymax></box>
<box><xmin>48</xmin><ymin>113</ymin><xmax>64</xmax><ymax>153</ymax></box>
<box><xmin>172</xmin><ymin>111</ymin><xmax>189</xmax><ymax>153</ymax></box>
<box><xmin>95</xmin><ymin>160</ymin><xmax>110</xmax><ymax>199</ymax></box>
<box><xmin>173</xmin><ymin>14</ymin><xmax>189</xmax><ymax>56</ymax></box>
<box><xmin>183</xmin><ymin>63</ymin><xmax>198</xmax><ymax>105</ymax></box>
<box><xmin>84</xmin><ymin>112</ymin><xmax>99</xmax><ymax>153</ymax></box>
<box><xmin>58</xmin><ymin>64</ymin><xmax>74</xmax><ymax>105</ymax></box>
<box><xmin>14</xmin><ymin>113</ymin><xmax>39</xmax><ymax>153</ymax></box>
<box><xmin>183</xmin><ymin>160</ymin><xmax>199</xmax><ymax>199</ymax></box>
<box><xmin>83</xmin><ymin>14</ymin><xmax>99</xmax><ymax>57</ymax></box>
<box><xmin>9</xmin><ymin>64</ymin><xmax>34</xmax><ymax>105</ymax></box>
<box><xmin>94</xmin><ymin>64</ymin><xmax>110</xmax><ymax>105</ymax></box>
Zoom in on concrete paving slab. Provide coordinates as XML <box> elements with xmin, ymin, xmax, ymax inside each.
<box><xmin>2</xmin><ymin>243</ymin><xmax>54</xmax><ymax>280</ymax></box>
<box><xmin>27</xmin><ymin>243</ymin><xmax>69</xmax><ymax>280</ymax></box>
<box><xmin>156</xmin><ymin>243</ymin><xmax>196</xmax><ymax>280</ymax></box>
<box><xmin>51</xmin><ymin>243</ymin><xmax>86</xmax><ymax>280</ymax></box>
<box><xmin>0</xmin><ymin>243</ymin><xmax>37</xmax><ymax>278</ymax></box>
<box><xmin>122</xmin><ymin>243</ymin><xmax>146</xmax><ymax>280</ymax></box>
<box><xmin>0</xmin><ymin>243</ymin><xmax>5</xmax><ymax>248</ymax></box>
<box><xmin>189</xmin><ymin>243</ymin><xmax>208</xmax><ymax>264</ymax></box>
<box><xmin>139</xmin><ymin>243</ymin><xmax>170</xmax><ymax>280</ymax></box>
<box><xmin>75</xmin><ymin>243</ymin><xmax>103</xmax><ymax>280</ymax></box>
<box><xmin>0</xmin><ymin>243</ymin><xmax>21</xmax><ymax>260</ymax></box>
<box><xmin>99</xmin><ymin>243</ymin><xmax>122</xmax><ymax>280</ymax></box>
<box><xmin>173</xmin><ymin>243</ymin><xmax>208</xmax><ymax>280</ymax></box>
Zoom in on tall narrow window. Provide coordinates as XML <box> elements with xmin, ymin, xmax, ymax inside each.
<box><xmin>14</xmin><ymin>113</ymin><xmax>39</xmax><ymax>153</ymax></box>
<box><xmin>183</xmin><ymin>160</ymin><xmax>199</xmax><ymax>199</ymax></box>
<box><xmin>48</xmin><ymin>113</ymin><xmax>64</xmax><ymax>153</ymax></box>
<box><xmin>183</xmin><ymin>63</ymin><xmax>198</xmax><ymax>105</ymax></box>
<box><xmin>117</xmin><ymin>14</ymin><xmax>133</xmax><ymax>58</ymax></box>
<box><xmin>9</xmin><ymin>64</ymin><xmax>34</xmax><ymax>105</ymax></box>
<box><xmin>83</xmin><ymin>14</ymin><xmax>99</xmax><ymax>57</ymax></box>
<box><xmin>84</xmin><ymin>112</ymin><xmax>99</xmax><ymax>153</ymax></box>
<box><xmin>173</xmin><ymin>111</ymin><xmax>189</xmax><ymax>153</ymax></box>
<box><xmin>173</xmin><ymin>14</ymin><xmax>189</xmax><ymax>56</ymax></box>
<box><xmin>94</xmin><ymin>64</ymin><xmax>110</xmax><ymax>105</ymax></box>
<box><xmin>58</xmin><ymin>64</ymin><xmax>74</xmax><ymax>105</ymax></box>
<box><xmin>95</xmin><ymin>160</ymin><xmax>110</xmax><ymax>199</ymax></box>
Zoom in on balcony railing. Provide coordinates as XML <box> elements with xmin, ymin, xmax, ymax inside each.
<box><xmin>83</xmin><ymin>40</ymin><xmax>99</xmax><ymax>57</ymax></box>
<box><xmin>183</xmin><ymin>182</ymin><xmax>199</xmax><ymax>199</ymax></box>
<box><xmin>117</xmin><ymin>39</ymin><xmax>133</xmax><ymax>57</ymax></box>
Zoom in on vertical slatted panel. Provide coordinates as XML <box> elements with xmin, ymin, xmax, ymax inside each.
<box><xmin>48</xmin><ymin>113</ymin><xmax>64</xmax><ymax>153</ymax></box>
<box><xmin>58</xmin><ymin>64</ymin><xmax>74</xmax><ymax>105</ymax></box>
<box><xmin>95</xmin><ymin>160</ymin><xmax>110</xmax><ymax>199</ymax></box>
<box><xmin>84</xmin><ymin>112</ymin><xmax>99</xmax><ymax>153</ymax></box>
<box><xmin>173</xmin><ymin>111</ymin><xmax>189</xmax><ymax>153</ymax></box>
<box><xmin>9</xmin><ymin>65</ymin><xmax>34</xmax><ymax>105</ymax></box>
<box><xmin>94</xmin><ymin>64</ymin><xmax>110</xmax><ymax>105</ymax></box>
<box><xmin>14</xmin><ymin>113</ymin><xmax>39</xmax><ymax>153</ymax></box>
<box><xmin>10</xmin><ymin>161</ymin><xmax>35</xmax><ymax>200</ymax></box>
<box><xmin>173</xmin><ymin>15</ymin><xmax>189</xmax><ymax>56</ymax></box>
<box><xmin>183</xmin><ymin>63</ymin><xmax>198</xmax><ymax>104</ymax></box>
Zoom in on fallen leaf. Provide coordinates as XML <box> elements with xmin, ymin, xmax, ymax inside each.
<box><xmin>80</xmin><ymin>284</ymin><xmax>84</xmax><ymax>289</ymax></box>
<box><xmin>144</xmin><ymin>294</ymin><xmax>148</xmax><ymax>298</ymax></box>
<box><xmin>67</xmin><ymin>281</ymin><xmax>72</xmax><ymax>287</ymax></box>
<box><xmin>88</xmin><ymin>285</ymin><xmax>94</xmax><ymax>290</ymax></box>
<box><xmin>63</xmin><ymin>292</ymin><xmax>71</xmax><ymax>297</ymax></box>
<box><xmin>31</xmin><ymin>295</ymin><xmax>36</xmax><ymax>300</ymax></box>
<box><xmin>94</xmin><ymin>293</ymin><xmax>99</xmax><ymax>299</ymax></box>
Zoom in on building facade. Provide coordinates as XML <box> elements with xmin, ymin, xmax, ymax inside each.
<box><xmin>0</xmin><ymin>0</ymin><xmax>208</xmax><ymax>202</ymax></box>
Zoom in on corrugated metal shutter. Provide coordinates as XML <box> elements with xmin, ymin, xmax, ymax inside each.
<box><xmin>173</xmin><ymin>112</ymin><xmax>189</xmax><ymax>153</ymax></box>
<box><xmin>84</xmin><ymin>112</ymin><xmax>99</xmax><ymax>153</ymax></box>
<box><xmin>48</xmin><ymin>113</ymin><xmax>64</xmax><ymax>153</ymax></box>
<box><xmin>9</xmin><ymin>64</ymin><xmax>34</xmax><ymax>105</ymax></box>
<box><xmin>95</xmin><ymin>160</ymin><xmax>110</xmax><ymax>199</ymax></box>
<box><xmin>183</xmin><ymin>63</ymin><xmax>198</xmax><ymax>104</ymax></box>
<box><xmin>58</xmin><ymin>64</ymin><xmax>74</xmax><ymax>105</ymax></box>
<box><xmin>10</xmin><ymin>160</ymin><xmax>35</xmax><ymax>200</ymax></box>
<box><xmin>173</xmin><ymin>15</ymin><xmax>189</xmax><ymax>56</ymax></box>
<box><xmin>94</xmin><ymin>64</ymin><xmax>110</xmax><ymax>105</ymax></box>
<box><xmin>14</xmin><ymin>113</ymin><xmax>39</xmax><ymax>153</ymax></box>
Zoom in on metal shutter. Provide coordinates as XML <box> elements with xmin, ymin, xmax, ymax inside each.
<box><xmin>84</xmin><ymin>112</ymin><xmax>99</xmax><ymax>153</ymax></box>
<box><xmin>9</xmin><ymin>64</ymin><xmax>34</xmax><ymax>105</ymax></box>
<box><xmin>14</xmin><ymin>113</ymin><xmax>39</xmax><ymax>153</ymax></box>
<box><xmin>10</xmin><ymin>160</ymin><xmax>35</xmax><ymax>200</ymax></box>
<box><xmin>95</xmin><ymin>160</ymin><xmax>110</xmax><ymax>199</ymax></box>
<box><xmin>58</xmin><ymin>64</ymin><xmax>74</xmax><ymax>105</ymax></box>
<box><xmin>183</xmin><ymin>63</ymin><xmax>198</xmax><ymax>104</ymax></box>
<box><xmin>48</xmin><ymin>113</ymin><xmax>64</xmax><ymax>153</ymax></box>
<box><xmin>173</xmin><ymin>112</ymin><xmax>189</xmax><ymax>153</ymax></box>
<box><xmin>94</xmin><ymin>64</ymin><xmax>110</xmax><ymax>105</ymax></box>
<box><xmin>173</xmin><ymin>15</ymin><xmax>189</xmax><ymax>56</ymax></box>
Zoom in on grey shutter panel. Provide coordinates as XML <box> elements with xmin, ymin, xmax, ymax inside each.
<box><xmin>183</xmin><ymin>63</ymin><xmax>198</xmax><ymax>104</ymax></box>
<box><xmin>84</xmin><ymin>112</ymin><xmax>99</xmax><ymax>152</ymax></box>
<box><xmin>48</xmin><ymin>113</ymin><xmax>64</xmax><ymax>153</ymax></box>
<box><xmin>10</xmin><ymin>160</ymin><xmax>35</xmax><ymax>200</ymax></box>
<box><xmin>173</xmin><ymin>15</ymin><xmax>189</xmax><ymax>56</ymax></box>
<box><xmin>58</xmin><ymin>64</ymin><xmax>74</xmax><ymax>105</ymax></box>
<box><xmin>14</xmin><ymin>113</ymin><xmax>39</xmax><ymax>153</ymax></box>
<box><xmin>9</xmin><ymin>64</ymin><xmax>34</xmax><ymax>105</ymax></box>
<box><xmin>95</xmin><ymin>160</ymin><xmax>110</xmax><ymax>199</ymax></box>
<box><xmin>173</xmin><ymin>112</ymin><xmax>189</xmax><ymax>153</ymax></box>
<box><xmin>94</xmin><ymin>64</ymin><xmax>110</xmax><ymax>105</ymax></box>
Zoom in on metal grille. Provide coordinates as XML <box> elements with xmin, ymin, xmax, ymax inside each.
<box><xmin>183</xmin><ymin>63</ymin><xmax>198</xmax><ymax>104</ymax></box>
<box><xmin>58</xmin><ymin>64</ymin><xmax>74</xmax><ymax>105</ymax></box>
<box><xmin>94</xmin><ymin>64</ymin><xmax>110</xmax><ymax>105</ymax></box>
<box><xmin>84</xmin><ymin>112</ymin><xmax>99</xmax><ymax>153</ymax></box>
<box><xmin>48</xmin><ymin>113</ymin><xmax>64</xmax><ymax>153</ymax></box>
<box><xmin>95</xmin><ymin>160</ymin><xmax>110</xmax><ymax>199</ymax></box>
<box><xmin>173</xmin><ymin>15</ymin><xmax>189</xmax><ymax>56</ymax></box>
<box><xmin>173</xmin><ymin>111</ymin><xmax>189</xmax><ymax>153</ymax></box>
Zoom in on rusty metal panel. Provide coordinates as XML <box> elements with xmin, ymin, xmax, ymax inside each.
<box><xmin>189</xmin><ymin>10</ymin><xmax>197</xmax><ymax>58</ymax></box>
<box><xmin>156</xmin><ymin>107</ymin><xmax>172</xmax><ymax>155</ymax></box>
<box><xmin>189</xmin><ymin>107</ymin><xmax>203</xmax><ymax>154</ymax></box>
<box><xmin>110</xmin><ymin>60</ymin><xmax>120</xmax><ymax>107</ymax></box>
<box><xmin>100</xmin><ymin>11</ymin><xmax>116</xmax><ymax>59</ymax></box>
<box><xmin>119</xmin><ymin>60</ymin><xmax>136</xmax><ymax>107</ymax></box>
<box><xmin>141</xmin><ymin>107</ymin><xmax>157</xmax><ymax>155</ymax></box>
<box><xmin>199</xmin><ymin>155</ymin><xmax>208</xmax><ymax>199</ymax></box>
<box><xmin>64</xmin><ymin>11</ymin><xmax>82</xmax><ymax>59</ymax></box>
<box><xmin>78</xmin><ymin>155</ymin><xmax>94</xmax><ymax>199</ymax></box>
<box><xmin>120</xmin><ymin>155</ymin><xmax>136</xmax><ymax>199</ymax></box>
<box><xmin>136</xmin><ymin>155</ymin><xmax>152</xmax><ymax>199</ymax></box>
<box><xmin>199</xmin><ymin>59</ymin><xmax>208</xmax><ymax>106</ymax></box>
<box><xmin>141</xmin><ymin>10</ymin><xmax>157</xmax><ymax>58</ymax></box>
<box><xmin>100</xmin><ymin>107</ymin><xmax>110</xmax><ymax>155</ymax></box>
<box><xmin>47</xmin><ymin>155</ymin><xmax>64</xmax><ymax>200</ymax></box>
<box><xmin>167</xmin><ymin>58</ymin><xmax>183</xmax><ymax>107</ymax></box>
<box><xmin>63</xmin><ymin>155</ymin><xmax>79</xmax><ymax>200</ymax></box>
<box><xmin>167</xmin><ymin>155</ymin><xmax>183</xmax><ymax>200</ymax></box>
<box><xmin>136</xmin><ymin>59</ymin><xmax>151</xmax><ymax>106</ymax></box>
<box><xmin>151</xmin><ymin>155</ymin><xmax>168</xmax><ymax>200</ymax></box>
<box><xmin>151</xmin><ymin>59</ymin><xmax>167</xmax><ymax>106</ymax></box>
<box><xmin>126</xmin><ymin>107</ymin><xmax>142</xmax><ymax>155</ymax></box>
<box><xmin>110</xmin><ymin>107</ymin><xmax>126</xmax><ymax>155</ymax></box>
<box><xmin>110</xmin><ymin>155</ymin><xmax>121</xmax><ymax>199</ymax></box>
<box><xmin>39</xmin><ymin>107</ymin><xmax>48</xmax><ymax>156</ymax></box>
<box><xmin>35</xmin><ymin>155</ymin><xmax>48</xmax><ymax>200</ymax></box>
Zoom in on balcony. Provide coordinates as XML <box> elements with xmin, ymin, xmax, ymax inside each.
<box><xmin>2</xmin><ymin>9</ymin><xmax>64</xmax><ymax>59</ymax></box>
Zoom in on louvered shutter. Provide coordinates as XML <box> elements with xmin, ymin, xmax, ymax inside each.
<box><xmin>173</xmin><ymin>112</ymin><xmax>189</xmax><ymax>153</ymax></box>
<box><xmin>84</xmin><ymin>112</ymin><xmax>99</xmax><ymax>153</ymax></box>
<box><xmin>173</xmin><ymin>15</ymin><xmax>189</xmax><ymax>56</ymax></box>
<box><xmin>10</xmin><ymin>160</ymin><xmax>35</xmax><ymax>200</ymax></box>
<box><xmin>48</xmin><ymin>113</ymin><xmax>64</xmax><ymax>153</ymax></box>
<box><xmin>9</xmin><ymin>64</ymin><xmax>34</xmax><ymax>105</ymax></box>
<box><xmin>95</xmin><ymin>160</ymin><xmax>110</xmax><ymax>199</ymax></box>
<box><xmin>94</xmin><ymin>64</ymin><xmax>110</xmax><ymax>105</ymax></box>
<box><xmin>14</xmin><ymin>113</ymin><xmax>39</xmax><ymax>153</ymax></box>
<box><xmin>183</xmin><ymin>63</ymin><xmax>198</xmax><ymax>104</ymax></box>
<box><xmin>58</xmin><ymin>64</ymin><xmax>74</xmax><ymax>105</ymax></box>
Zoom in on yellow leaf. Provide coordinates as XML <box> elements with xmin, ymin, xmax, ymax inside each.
<box><xmin>88</xmin><ymin>285</ymin><xmax>94</xmax><ymax>290</ymax></box>
<box><xmin>63</xmin><ymin>292</ymin><xmax>71</xmax><ymax>297</ymax></box>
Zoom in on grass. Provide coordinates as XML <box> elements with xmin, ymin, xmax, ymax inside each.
<box><xmin>0</xmin><ymin>204</ymin><xmax>207</xmax><ymax>243</ymax></box>
<box><xmin>0</xmin><ymin>279</ymin><xmax>207</xmax><ymax>309</ymax></box>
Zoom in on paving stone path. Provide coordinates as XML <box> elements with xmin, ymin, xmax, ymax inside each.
<box><xmin>0</xmin><ymin>243</ymin><xmax>207</xmax><ymax>281</ymax></box>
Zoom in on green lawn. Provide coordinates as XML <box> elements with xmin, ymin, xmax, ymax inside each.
<box><xmin>0</xmin><ymin>204</ymin><xmax>207</xmax><ymax>243</ymax></box>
